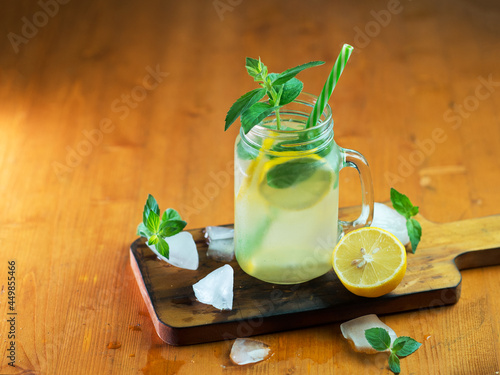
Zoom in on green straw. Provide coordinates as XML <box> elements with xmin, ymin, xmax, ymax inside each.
<box><xmin>306</xmin><ymin>44</ymin><xmax>354</xmax><ymax>128</ymax></box>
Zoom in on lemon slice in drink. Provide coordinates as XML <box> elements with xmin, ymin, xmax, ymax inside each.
<box><xmin>258</xmin><ymin>155</ymin><xmax>333</xmax><ymax>210</ymax></box>
<box><xmin>332</xmin><ymin>227</ymin><xmax>407</xmax><ymax>298</ymax></box>
<box><xmin>236</xmin><ymin>138</ymin><xmax>275</xmax><ymax>202</ymax></box>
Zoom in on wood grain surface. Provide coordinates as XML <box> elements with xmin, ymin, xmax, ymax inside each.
<box><xmin>1</xmin><ymin>0</ymin><xmax>500</xmax><ymax>374</ymax></box>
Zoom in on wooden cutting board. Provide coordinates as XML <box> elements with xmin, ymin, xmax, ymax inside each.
<box><xmin>129</xmin><ymin>206</ymin><xmax>500</xmax><ymax>346</ymax></box>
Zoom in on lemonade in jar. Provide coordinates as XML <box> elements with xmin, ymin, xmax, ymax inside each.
<box><xmin>225</xmin><ymin>52</ymin><xmax>373</xmax><ymax>284</ymax></box>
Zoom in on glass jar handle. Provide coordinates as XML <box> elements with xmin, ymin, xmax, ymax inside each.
<box><xmin>339</xmin><ymin>148</ymin><xmax>374</xmax><ymax>233</ymax></box>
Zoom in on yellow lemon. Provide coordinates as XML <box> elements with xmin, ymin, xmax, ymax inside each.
<box><xmin>258</xmin><ymin>154</ymin><xmax>334</xmax><ymax>210</ymax></box>
<box><xmin>332</xmin><ymin>227</ymin><xmax>407</xmax><ymax>298</ymax></box>
<box><xmin>235</xmin><ymin>138</ymin><xmax>275</xmax><ymax>202</ymax></box>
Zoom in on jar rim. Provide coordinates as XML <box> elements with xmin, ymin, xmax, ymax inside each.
<box><xmin>244</xmin><ymin>92</ymin><xmax>333</xmax><ymax>139</ymax></box>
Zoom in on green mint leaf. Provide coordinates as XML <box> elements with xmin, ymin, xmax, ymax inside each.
<box><xmin>407</xmin><ymin>218</ymin><xmax>422</xmax><ymax>253</ymax></box>
<box><xmin>388</xmin><ymin>353</ymin><xmax>401</xmax><ymax>374</ymax></box>
<box><xmin>163</xmin><ymin>208</ymin><xmax>182</xmax><ymax>222</ymax></box>
<box><xmin>147</xmin><ymin>234</ymin><xmax>159</xmax><ymax>246</ymax></box>
<box><xmin>364</xmin><ymin>328</ymin><xmax>392</xmax><ymax>352</ymax></box>
<box><xmin>392</xmin><ymin>336</ymin><xmax>422</xmax><ymax>357</ymax></box>
<box><xmin>272</xmin><ymin>61</ymin><xmax>325</xmax><ymax>86</ymax></box>
<box><xmin>143</xmin><ymin>194</ymin><xmax>160</xmax><ymax>225</ymax></box>
<box><xmin>225</xmin><ymin>88</ymin><xmax>267</xmax><ymax>131</ymax></box>
<box><xmin>146</xmin><ymin>211</ymin><xmax>160</xmax><ymax>233</ymax></box>
<box><xmin>266</xmin><ymin>73</ymin><xmax>279</xmax><ymax>104</ymax></box>
<box><xmin>267</xmin><ymin>72</ymin><xmax>278</xmax><ymax>82</ymax></box>
<box><xmin>241</xmin><ymin>102</ymin><xmax>275</xmax><ymax>134</ymax></box>
<box><xmin>266</xmin><ymin>157</ymin><xmax>321</xmax><ymax>189</ymax></box>
<box><xmin>279</xmin><ymin>77</ymin><xmax>304</xmax><ymax>106</ymax></box>
<box><xmin>275</xmin><ymin>85</ymin><xmax>284</xmax><ymax>105</ymax></box>
<box><xmin>245</xmin><ymin>57</ymin><xmax>260</xmax><ymax>78</ymax></box>
<box><xmin>390</xmin><ymin>188</ymin><xmax>418</xmax><ymax>219</ymax></box>
<box><xmin>159</xmin><ymin>219</ymin><xmax>187</xmax><ymax>237</ymax></box>
<box><xmin>391</xmin><ymin>338</ymin><xmax>406</xmax><ymax>353</ymax></box>
<box><xmin>257</xmin><ymin>58</ymin><xmax>268</xmax><ymax>79</ymax></box>
<box><xmin>156</xmin><ymin>237</ymin><xmax>170</xmax><ymax>258</ymax></box>
<box><xmin>390</xmin><ymin>188</ymin><xmax>422</xmax><ymax>253</ymax></box>
<box><xmin>136</xmin><ymin>223</ymin><xmax>153</xmax><ymax>238</ymax></box>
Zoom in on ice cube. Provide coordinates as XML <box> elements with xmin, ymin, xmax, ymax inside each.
<box><xmin>207</xmin><ymin>238</ymin><xmax>234</xmax><ymax>262</ymax></box>
<box><xmin>230</xmin><ymin>338</ymin><xmax>271</xmax><ymax>365</ymax></box>
<box><xmin>340</xmin><ymin>314</ymin><xmax>398</xmax><ymax>354</ymax></box>
<box><xmin>147</xmin><ymin>231</ymin><xmax>199</xmax><ymax>270</ymax></box>
<box><xmin>192</xmin><ymin>264</ymin><xmax>233</xmax><ymax>310</ymax></box>
<box><xmin>371</xmin><ymin>203</ymin><xmax>410</xmax><ymax>245</ymax></box>
<box><xmin>205</xmin><ymin>226</ymin><xmax>234</xmax><ymax>241</ymax></box>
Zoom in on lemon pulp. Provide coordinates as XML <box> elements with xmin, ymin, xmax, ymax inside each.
<box><xmin>332</xmin><ymin>227</ymin><xmax>407</xmax><ymax>297</ymax></box>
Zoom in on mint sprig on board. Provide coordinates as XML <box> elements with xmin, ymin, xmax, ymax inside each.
<box><xmin>390</xmin><ymin>188</ymin><xmax>422</xmax><ymax>254</ymax></box>
<box><xmin>225</xmin><ymin>58</ymin><xmax>324</xmax><ymax>134</ymax></box>
<box><xmin>365</xmin><ymin>328</ymin><xmax>422</xmax><ymax>374</ymax></box>
<box><xmin>136</xmin><ymin>194</ymin><xmax>187</xmax><ymax>258</ymax></box>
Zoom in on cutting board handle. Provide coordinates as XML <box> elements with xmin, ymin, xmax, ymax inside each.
<box><xmin>417</xmin><ymin>214</ymin><xmax>500</xmax><ymax>269</ymax></box>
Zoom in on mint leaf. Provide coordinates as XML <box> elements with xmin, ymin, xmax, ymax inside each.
<box><xmin>136</xmin><ymin>222</ymin><xmax>153</xmax><ymax>238</ymax></box>
<box><xmin>156</xmin><ymin>237</ymin><xmax>170</xmax><ymax>258</ymax></box>
<box><xmin>365</xmin><ymin>328</ymin><xmax>391</xmax><ymax>352</ymax></box>
<box><xmin>163</xmin><ymin>208</ymin><xmax>182</xmax><ymax>222</ymax></box>
<box><xmin>145</xmin><ymin>194</ymin><xmax>160</xmax><ymax>215</ymax></box>
<box><xmin>407</xmin><ymin>218</ymin><xmax>422</xmax><ymax>254</ymax></box>
<box><xmin>241</xmin><ymin>102</ymin><xmax>275</xmax><ymax>133</ymax></box>
<box><xmin>392</xmin><ymin>336</ymin><xmax>422</xmax><ymax>357</ymax></box>
<box><xmin>267</xmin><ymin>72</ymin><xmax>279</xmax><ymax>82</ymax></box>
<box><xmin>391</xmin><ymin>338</ymin><xmax>406</xmax><ymax>353</ymax></box>
<box><xmin>245</xmin><ymin>57</ymin><xmax>260</xmax><ymax>78</ymax></box>
<box><xmin>147</xmin><ymin>234</ymin><xmax>159</xmax><ymax>246</ymax></box>
<box><xmin>272</xmin><ymin>61</ymin><xmax>325</xmax><ymax>86</ymax></box>
<box><xmin>279</xmin><ymin>77</ymin><xmax>303</xmax><ymax>106</ymax></box>
<box><xmin>225</xmin><ymin>88</ymin><xmax>267</xmax><ymax>131</ymax></box>
<box><xmin>388</xmin><ymin>353</ymin><xmax>401</xmax><ymax>373</ymax></box>
<box><xmin>390</xmin><ymin>188</ymin><xmax>418</xmax><ymax>219</ymax></box>
<box><xmin>226</xmin><ymin>58</ymin><xmax>324</xmax><ymax>133</ymax></box>
<box><xmin>138</xmin><ymin>195</ymin><xmax>188</xmax><ymax>260</ymax></box>
<box><xmin>362</xmin><ymin>326</ymin><xmax>421</xmax><ymax>374</ymax></box>
<box><xmin>266</xmin><ymin>157</ymin><xmax>321</xmax><ymax>189</ymax></box>
<box><xmin>143</xmin><ymin>194</ymin><xmax>160</xmax><ymax>225</ymax></box>
<box><xmin>146</xmin><ymin>211</ymin><xmax>160</xmax><ymax>233</ymax></box>
<box><xmin>390</xmin><ymin>188</ymin><xmax>422</xmax><ymax>253</ymax></box>
<box><xmin>159</xmin><ymin>219</ymin><xmax>186</xmax><ymax>237</ymax></box>
<box><xmin>159</xmin><ymin>207</ymin><xmax>186</xmax><ymax>237</ymax></box>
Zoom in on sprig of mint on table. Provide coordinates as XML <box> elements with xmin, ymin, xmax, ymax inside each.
<box><xmin>365</xmin><ymin>327</ymin><xmax>422</xmax><ymax>374</ymax></box>
<box><xmin>224</xmin><ymin>57</ymin><xmax>324</xmax><ymax>133</ymax></box>
<box><xmin>390</xmin><ymin>188</ymin><xmax>422</xmax><ymax>254</ymax></box>
<box><xmin>136</xmin><ymin>194</ymin><xmax>187</xmax><ymax>258</ymax></box>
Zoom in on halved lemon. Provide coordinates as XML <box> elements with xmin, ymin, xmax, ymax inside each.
<box><xmin>332</xmin><ymin>227</ymin><xmax>407</xmax><ymax>298</ymax></box>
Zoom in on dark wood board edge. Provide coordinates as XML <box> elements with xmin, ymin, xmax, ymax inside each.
<box><xmin>129</xmin><ymin>237</ymin><xmax>462</xmax><ymax>346</ymax></box>
<box><xmin>454</xmin><ymin>247</ymin><xmax>500</xmax><ymax>270</ymax></box>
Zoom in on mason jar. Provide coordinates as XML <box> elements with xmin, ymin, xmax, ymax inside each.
<box><xmin>234</xmin><ymin>92</ymin><xmax>374</xmax><ymax>284</ymax></box>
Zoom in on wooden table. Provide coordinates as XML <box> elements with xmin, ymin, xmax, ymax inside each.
<box><xmin>1</xmin><ymin>0</ymin><xmax>499</xmax><ymax>373</ymax></box>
